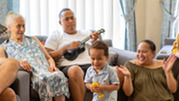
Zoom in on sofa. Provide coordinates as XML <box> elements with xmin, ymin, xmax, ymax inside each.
<box><xmin>1</xmin><ymin>35</ymin><xmax>178</xmax><ymax>101</ymax></box>
<box><xmin>155</xmin><ymin>37</ymin><xmax>179</xmax><ymax>101</ymax></box>
<box><xmin>0</xmin><ymin>35</ymin><xmax>137</xmax><ymax>101</ymax></box>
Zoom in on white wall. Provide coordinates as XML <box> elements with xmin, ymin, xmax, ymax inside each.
<box><xmin>136</xmin><ymin>0</ymin><xmax>162</xmax><ymax>52</ymax></box>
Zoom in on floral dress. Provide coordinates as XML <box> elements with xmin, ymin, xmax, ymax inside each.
<box><xmin>1</xmin><ymin>36</ymin><xmax>70</xmax><ymax>101</ymax></box>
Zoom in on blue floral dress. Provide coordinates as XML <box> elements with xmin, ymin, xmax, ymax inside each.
<box><xmin>1</xmin><ymin>36</ymin><xmax>70</xmax><ymax>101</ymax></box>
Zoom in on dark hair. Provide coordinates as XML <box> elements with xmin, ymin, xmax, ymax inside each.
<box><xmin>89</xmin><ymin>40</ymin><xmax>109</xmax><ymax>57</ymax></box>
<box><xmin>58</xmin><ymin>8</ymin><xmax>72</xmax><ymax>19</ymax></box>
<box><xmin>140</xmin><ymin>39</ymin><xmax>156</xmax><ymax>52</ymax></box>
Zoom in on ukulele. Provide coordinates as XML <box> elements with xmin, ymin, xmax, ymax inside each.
<box><xmin>64</xmin><ymin>28</ymin><xmax>105</xmax><ymax>61</ymax></box>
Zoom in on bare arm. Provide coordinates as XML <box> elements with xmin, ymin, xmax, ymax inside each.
<box><xmin>86</xmin><ymin>83</ymin><xmax>94</xmax><ymax>92</ymax></box>
<box><xmin>45</xmin><ymin>41</ymin><xmax>79</xmax><ymax>61</ymax></box>
<box><xmin>0</xmin><ymin>46</ymin><xmax>7</xmax><ymax>64</ymax></box>
<box><xmin>90</xmin><ymin>31</ymin><xmax>100</xmax><ymax>43</ymax></box>
<box><xmin>98</xmin><ymin>83</ymin><xmax>119</xmax><ymax>91</ymax></box>
<box><xmin>165</xmin><ymin>71</ymin><xmax>177</xmax><ymax>93</ymax></box>
<box><xmin>163</xmin><ymin>54</ymin><xmax>177</xmax><ymax>93</ymax></box>
<box><xmin>118</xmin><ymin>65</ymin><xmax>133</xmax><ymax>96</ymax></box>
<box><xmin>122</xmin><ymin>75</ymin><xmax>133</xmax><ymax>96</ymax></box>
<box><xmin>45</xmin><ymin>46</ymin><xmax>68</xmax><ymax>61</ymax></box>
<box><xmin>86</xmin><ymin>82</ymin><xmax>119</xmax><ymax>92</ymax></box>
<box><xmin>33</xmin><ymin>37</ymin><xmax>58</xmax><ymax>72</ymax></box>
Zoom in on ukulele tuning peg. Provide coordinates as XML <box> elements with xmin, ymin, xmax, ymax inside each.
<box><xmin>98</xmin><ymin>28</ymin><xmax>105</xmax><ymax>33</ymax></box>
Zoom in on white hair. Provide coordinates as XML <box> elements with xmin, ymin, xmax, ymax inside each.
<box><xmin>4</xmin><ymin>11</ymin><xmax>25</xmax><ymax>27</ymax></box>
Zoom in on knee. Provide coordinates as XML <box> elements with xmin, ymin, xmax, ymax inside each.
<box><xmin>5</xmin><ymin>88</ymin><xmax>16</xmax><ymax>98</ymax></box>
<box><xmin>6</xmin><ymin>58</ymin><xmax>20</xmax><ymax>71</ymax></box>
<box><xmin>67</xmin><ymin>65</ymin><xmax>84</xmax><ymax>80</ymax></box>
<box><xmin>1</xmin><ymin>88</ymin><xmax>16</xmax><ymax>99</ymax></box>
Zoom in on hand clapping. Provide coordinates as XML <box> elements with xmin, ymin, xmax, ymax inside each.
<box><xmin>163</xmin><ymin>54</ymin><xmax>176</xmax><ymax>73</ymax></box>
<box><xmin>118</xmin><ymin>65</ymin><xmax>131</xmax><ymax>78</ymax></box>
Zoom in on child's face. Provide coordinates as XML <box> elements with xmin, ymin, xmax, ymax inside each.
<box><xmin>89</xmin><ymin>48</ymin><xmax>109</xmax><ymax>70</ymax></box>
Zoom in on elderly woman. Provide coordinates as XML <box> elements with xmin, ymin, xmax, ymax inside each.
<box><xmin>0</xmin><ymin>12</ymin><xmax>69</xmax><ymax>101</ymax></box>
<box><xmin>118</xmin><ymin>40</ymin><xmax>177</xmax><ymax>101</ymax></box>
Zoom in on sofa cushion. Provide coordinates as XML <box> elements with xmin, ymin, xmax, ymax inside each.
<box><xmin>107</xmin><ymin>50</ymin><xmax>118</xmax><ymax>66</ymax></box>
<box><xmin>0</xmin><ymin>37</ymin><xmax>8</xmax><ymax>44</ymax></box>
<box><xmin>35</xmin><ymin>35</ymin><xmax>48</xmax><ymax>42</ymax></box>
<box><xmin>16</xmin><ymin>95</ymin><xmax>21</xmax><ymax>101</ymax></box>
<box><xmin>109</xmin><ymin>47</ymin><xmax>136</xmax><ymax>66</ymax></box>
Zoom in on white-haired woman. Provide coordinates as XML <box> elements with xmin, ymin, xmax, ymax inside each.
<box><xmin>0</xmin><ymin>12</ymin><xmax>69</xmax><ymax>101</ymax></box>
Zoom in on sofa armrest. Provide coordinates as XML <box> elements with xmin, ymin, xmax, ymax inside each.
<box><xmin>165</xmin><ymin>37</ymin><xmax>175</xmax><ymax>45</ymax></box>
<box><xmin>12</xmin><ymin>70</ymin><xmax>30</xmax><ymax>101</ymax></box>
<box><xmin>109</xmin><ymin>47</ymin><xmax>136</xmax><ymax>66</ymax></box>
<box><xmin>155</xmin><ymin>45</ymin><xmax>173</xmax><ymax>60</ymax></box>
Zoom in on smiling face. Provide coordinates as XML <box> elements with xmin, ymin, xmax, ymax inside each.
<box><xmin>8</xmin><ymin>17</ymin><xmax>25</xmax><ymax>39</ymax></box>
<box><xmin>59</xmin><ymin>10</ymin><xmax>77</xmax><ymax>34</ymax></box>
<box><xmin>136</xmin><ymin>42</ymin><xmax>156</xmax><ymax>66</ymax></box>
<box><xmin>89</xmin><ymin>48</ymin><xmax>109</xmax><ymax>71</ymax></box>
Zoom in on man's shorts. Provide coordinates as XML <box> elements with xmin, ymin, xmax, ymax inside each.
<box><xmin>59</xmin><ymin>64</ymin><xmax>91</xmax><ymax>78</ymax></box>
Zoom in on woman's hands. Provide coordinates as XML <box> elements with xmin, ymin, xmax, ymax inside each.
<box><xmin>117</xmin><ymin>65</ymin><xmax>131</xmax><ymax>78</ymax></box>
<box><xmin>48</xmin><ymin>65</ymin><xmax>59</xmax><ymax>73</ymax></box>
<box><xmin>163</xmin><ymin>54</ymin><xmax>176</xmax><ymax>74</ymax></box>
<box><xmin>19</xmin><ymin>60</ymin><xmax>32</xmax><ymax>71</ymax></box>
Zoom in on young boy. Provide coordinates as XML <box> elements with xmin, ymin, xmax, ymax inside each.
<box><xmin>84</xmin><ymin>40</ymin><xmax>120</xmax><ymax>101</ymax></box>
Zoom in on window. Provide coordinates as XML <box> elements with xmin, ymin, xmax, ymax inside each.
<box><xmin>177</xmin><ymin>20</ymin><xmax>179</xmax><ymax>35</ymax></box>
<box><xmin>172</xmin><ymin>4</ymin><xmax>179</xmax><ymax>38</ymax></box>
<box><xmin>19</xmin><ymin>0</ymin><xmax>125</xmax><ymax>49</ymax></box>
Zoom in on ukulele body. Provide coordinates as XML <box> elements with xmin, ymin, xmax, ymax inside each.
<box><xmin>64</xmin><ymin>41</ymin><xmax>85</xmax><ymax>61</ymax></box>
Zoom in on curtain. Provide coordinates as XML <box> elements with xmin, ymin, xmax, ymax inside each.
<box><xmin>160</xmin><ymin>0</ymin><xmax>179</xmax><ymax>47</ymax></box>
<box><xmin>19</xmin><ymin>0</ymin><xmax>125</xmax><ymax>49</ymax></box>
<box><xmin>0</xmin><ymin>0</ymin><xmax>19</xmax><ymax>24</ymax></box>
<box><xmin>119</xmin><ymin>0</ymin><xmax>137</xmax><ymax>51</ymax></box>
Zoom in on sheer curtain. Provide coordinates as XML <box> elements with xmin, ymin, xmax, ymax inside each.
<box><xmin>119</xmin><ymin>0</ymin><xmax>137</xmax><ymax>51</ymax></box>
<box><xmin>19</xmin><ymin>0</ymin><xmax>125</xmax><ymax>49</ymax></box>
<box><xmin>0</xmin><ymin>0</ymin><xmax>19</xmax><ymax>24</ymax></box>
<box><xmin>177</xmin><ymin>20</ymin><xmax>179</xmax><ymax>34</ymax></box>
<box><xmin>160</xmin><ymin>0</ymin><xmax>179</xmax><ymax>47</ymax></box>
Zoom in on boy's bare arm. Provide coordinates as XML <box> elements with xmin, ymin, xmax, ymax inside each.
<box><xmin>100</xmin><ymin>84</ymin><xmax>119</xmax><ymax>91</ymax></box>
<box><xmin>86</xmin><ymin>83</ymin><xmax>95</xmax><ymax>92</ymax></box>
